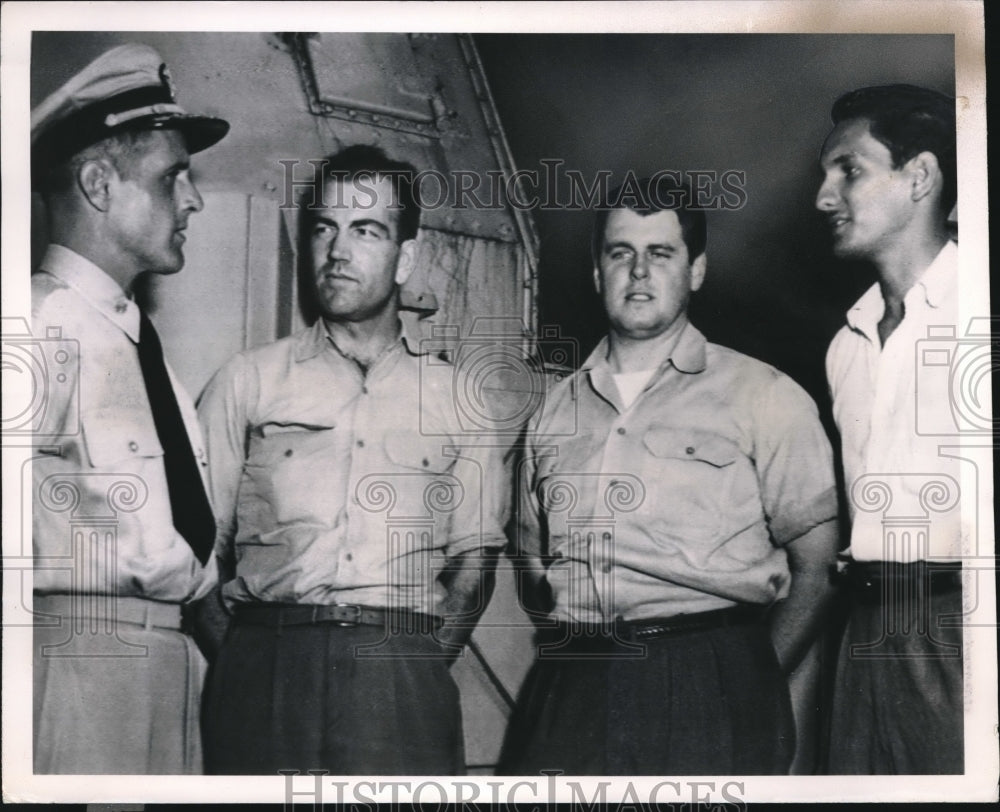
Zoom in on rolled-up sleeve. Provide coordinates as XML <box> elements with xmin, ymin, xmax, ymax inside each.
<box><xmin>442</xmin><ymin>437</ymin><xmax>512</xmax><ymax>559</ymax></box>
<box><xmin>514</xmin><ymin>429</ymin><xmax>546</xmax><ymax>562</ymax></box>
<box><xmin>753</xmin><ymin>373</ymin><xmax>838</xmax><ymax>545</ymax></box>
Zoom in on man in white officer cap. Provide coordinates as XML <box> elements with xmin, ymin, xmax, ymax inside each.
<box><xmin>31</xmin><ymin>43</ymin><xmax>228</xmax><ymax>773</ymax></box>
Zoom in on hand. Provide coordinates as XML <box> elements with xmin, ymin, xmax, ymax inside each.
<box><xmin>182</xmin><ymin>585</ymin><xmax>231</xmax><ymax>662</ymax></box>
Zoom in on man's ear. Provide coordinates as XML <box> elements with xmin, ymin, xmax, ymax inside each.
<box><xmin>690</xmin><ymin>253</ymin><xmax>707</xmax><ymax>292</ymax></box>
<box><xmin>907</xmin><ymin>151</ymin><xmax>942</xmax><ymax>204</ymax></box>
<box><xmin>77</xmin><ymin>159</ymin><xmax>114</xmax><ymax>213</ymax></box>
<box><xmin>394</xmin><ymin>238</ymin><xmax>417</xmax><ymax>286</ymax></box>
<box><xmin>593</xmin><ymin>264</ymin><xmax>602</xmax><ymax>295</ymax></box>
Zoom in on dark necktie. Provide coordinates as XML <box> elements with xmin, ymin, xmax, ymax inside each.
<box><xmin>137</xmin><ymin>310</ymin><xmax>215</xmax><ymax>565</ymax></box>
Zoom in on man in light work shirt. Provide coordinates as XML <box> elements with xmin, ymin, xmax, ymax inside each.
<box><xmin>30</xmin><ymin>44</ymin><xmax>228</xmax><ymax>773</ymax></box>
<box><xmin>501</xmin><ymin>175</ymin><xmax>840</xmax><ymax>775</ymax></box>
<box><xmin>817</xmin><ymin>85</ymin><xmax>963</xmax><ymax>774</ymax></box>
<box><xmin>198</xmin><ymin>145</ymin><xmax>507</xmax><ymax>774</ymax></box>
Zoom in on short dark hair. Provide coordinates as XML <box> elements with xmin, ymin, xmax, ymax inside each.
<box><xmin>592</xmin><ymin>174</ymin><xmax>707</xmax><ymax>264</ymax></box>
<box><xmin>306</xmin><ymin>144</ymin><xmax>421</xmax><ymax>243</ymax></box>
<box><xmin>831</xmin><ymin>84</ymin><xmax>956</xmax><ymax>215</ymax></box>
<box><xmin>37</xmin><ymin>129</ymin><xmax>157</xmax><ymax>201</ymax></box>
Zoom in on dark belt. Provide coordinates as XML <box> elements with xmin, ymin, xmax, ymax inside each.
<box><xmin>542</xmin><ymin>604</ymin><xmax>766</xmax><ymax>649</ymax></box>
<box><xmin>233</xmin><ymin>602</ymin><xmax>443</xmax><ymax>631</ymax></box>
<box><xmin>623</xmin><ymin>604</ymin><xmax>766</xmax><ymax>640</ymax></box>
<box><xmin>841</xmin><ymin>560</ymin><xmax>962</xmax><ymax>600</ymax></box>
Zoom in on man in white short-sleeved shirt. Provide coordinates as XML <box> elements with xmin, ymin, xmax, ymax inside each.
<box><xmin>816</xmin><ymin>84</ymin><xmax>962</xmax><ymax>774</ymax></box>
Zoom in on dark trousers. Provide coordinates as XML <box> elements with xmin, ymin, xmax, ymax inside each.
<box><xmin>203</xmin><ymin>621</ymin><xmax>464</xmax><ymax>774</ymax></box>
<box><xmin>828</xmin><ymin>570</ymin><xmax>964</xmax><ymax>774</ymax></box>
<box><xmin>498</xmin><ymin>619</ymin><xmax>794</xmax><ymax>775</ymax></box>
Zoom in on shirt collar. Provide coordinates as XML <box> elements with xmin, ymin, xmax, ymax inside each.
<box><xmin>293</xmin><ymin>312</ymin><xmax>425</xmax><ymax>363</ymax></box>
<box><xmin>581</xmin><ymin>320</ymin><xmax>708</xmax><ymax>376</ymax></box>
<box><xmin>669</xmin><ymin>321</ymin><xmax>708</xmax><ymax>374</ymax></box>
<box><xmin>913</xmin><ymin>239</ymin><xmax>956</xmax><ymax>309</ymax></box>
<box><xmin>39</xmin><ymin>244</ymin><xmax>140</xmax><ymax>342</ymax></box>
<box><xmin>845</xmin><ymin>240</ymin><xmax>957</xmax><ymax>338</ymax></box>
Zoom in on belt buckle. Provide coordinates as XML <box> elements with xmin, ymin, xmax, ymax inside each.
<box><xmin>333</xmin><ymin>603</ymin><xmax>362</xmax><ymax>627</ymax></box>
<box><xmin>642</xmin><ymin>623</ymin><xmax>669</xmax><ymax>639</ymax></box>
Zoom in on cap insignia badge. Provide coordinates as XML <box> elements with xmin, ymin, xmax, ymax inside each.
<box><xmin>159</xmin><ymin>63</ymin><xmax>177</xmax><ymax>101</ymax></box>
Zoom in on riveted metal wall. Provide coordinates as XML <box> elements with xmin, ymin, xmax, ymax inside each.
<box><xmin>31</xmin><ymin>30</ymin><xmax>539</xmax><ymax>773</ymax></box>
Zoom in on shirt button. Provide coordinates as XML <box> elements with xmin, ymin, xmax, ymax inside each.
<box><xmin>686</xmin><ymin>446</ymin><xmax>695</xmax><ymax>455</ymax></box>
<box><xmin>422</xmin><ymin>458</ymin><xmax>430</xmax><ymax>467</ymax></box>
<box><xmin>601</xmin><ymin>562</ymin><xmax>612</xmax><ymax>573</ymax></box>
<box><xmin>285</xmin><ymin>449</ymin><xmax>293</xmax><ymax>457</ymax></box>
<box><xmin>128</xmin><ymin>441</ymin><xmax>138</xmax><ymax>452</ymax></box>
<box><xmin>617</xmin><ymin>427</ymin><xmax>626</xmax><ymax>435</ymax></box>
<box><xmin>361</xmin><ymin>386</ymin><xmax>369</xmax><ymax>395</ymax></box>
<box><xmin>356</xmin><ymin>439</ymin><xmax>365</xmax><ymax>448</ymax></box>
<box><xmin>346</xmin><ymin>553</ymin><xmax>353</xmax><ymax>561</ymax></box>
<box><xmin>115</xmin><ymin>302</ymin><xmax>127</xmax><ymax>314</ymax></box>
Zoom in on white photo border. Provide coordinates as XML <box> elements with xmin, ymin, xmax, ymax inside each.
<box><xmin>1</xmin><ymin>0</ymin><xmax>993</xmax><ymax>804</ymax></box>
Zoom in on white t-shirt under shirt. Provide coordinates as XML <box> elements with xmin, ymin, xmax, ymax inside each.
<box><xmin>612</xmin><ymin>368</ymin><xmax>658</xmax><ymax>410</ymax></box>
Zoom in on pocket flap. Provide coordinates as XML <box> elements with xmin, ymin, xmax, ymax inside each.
<box><xmin>642</xmin><ymin>427</ymin><xmax>737</xmax><ymax>468</ymax></box>
<box><xmin>82</xmin><ymin>409</ymin><xmax>163</xmax><ymax>467</ymax></box>
<box><xmin>383</xmin><ymin>430</ymin><xmax>453</xmax><ymax>473</ymax></box>
<box><xmin>255</xmin><ymin>421</ymin><xmax>335</xmax><ymax>438</ymax></box>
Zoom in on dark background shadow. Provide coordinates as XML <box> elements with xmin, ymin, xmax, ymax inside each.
<box><xmin>473</xmin><ymin>33</ymin><xmax>955</xmax><ymax>418</ymax></box>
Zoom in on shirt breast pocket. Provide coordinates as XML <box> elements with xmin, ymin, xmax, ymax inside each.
<box><xmin>69</xmin><ymin>410</ymin><xmax>164</xmax><ymax>522</ymax></box>
<box><xmin>81</xmin><ymin>409</ymin><xmax>164</xmax><ymax>468</ymax></box>
<box><xmin>377</xmin><ymin>431</ymin><xmax>460</xmax><ymax>520</ymax></box>
<box><xmin>534</xmin><ymin>431</ymin><xmax>600</xmax><ymax>482</ymax></box>
<box><xmin>639</xmin><ymin>427</ymin><xmax>745</xmax><ymax>543</ymax></box>
<box><xmin>243</xmin><ymin>422</ymin><xmax>338</xmax><ymax>525</ymax></box>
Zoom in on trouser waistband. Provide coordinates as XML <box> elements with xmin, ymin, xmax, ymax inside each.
<box><xmin>541</xmin><ymin>604</ymin><xmax>766</xmax><ymax>649</ymax></box>
<box><xmin>841</xmin><ymin>560</ymin><xmax>962</xmax><ymax>600</ymax></box>
<box><xmin>233</xmin><ymin>602</ymin><xmax>443</xmax><ymax>631</ymax></box>
<box><xmin>34</xmin><ymin>594</ymin><xmax>184</xmax><ymax>630</ymax></box>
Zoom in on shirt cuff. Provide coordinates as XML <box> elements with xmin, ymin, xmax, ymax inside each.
<box><xmin>769</xmin><ymin>484</ymin><xmax>839</xmax><ymax>545</ymax></box>
<box><xmin>446</xmin><ymin>532</ymin><xmax>508</xmax><ymax>558</ymax></box>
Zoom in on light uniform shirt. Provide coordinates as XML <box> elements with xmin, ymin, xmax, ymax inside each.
<box><xmin>197</xmin><ymin>318</ymin><xmax>509</xmax><ymax>615</ymax></box>
<box><xmin>520</xmin><ymin>322</ymin><xmax>838</xmax><ymax>624</ymax></box>
<box><xmin>31</xmin><ymin>244</ymin><xmax>217</xmax><ymax>602</ymax></box>
<box><xmin>826</xmin><ymin>240</ymin><xmax>963</xmax><ymax>562</ymax></box>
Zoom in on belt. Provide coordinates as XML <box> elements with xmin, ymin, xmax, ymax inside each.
<box><xmin>233</xmin><ymin>602</ymin><xmax>443</xmax><ymax>631</ymax></box>
<box><xmin>841</xmin><ymin>560</ymin><xmax>962</xmax><ymax>599</ymax></box>
<box><xmin>543</xmin><ymin>604</ymin><xmax>766</xmax><ymax>649</ymax></box>
<box><xmin>34</xmin><ymin>594</ymin><xmax>184</xmax><ymax>631</ymax></box>
<box><xmin>621</xmin><ymin>604</ymin><xmax>766</xmax><ymax>640</ymax></box>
